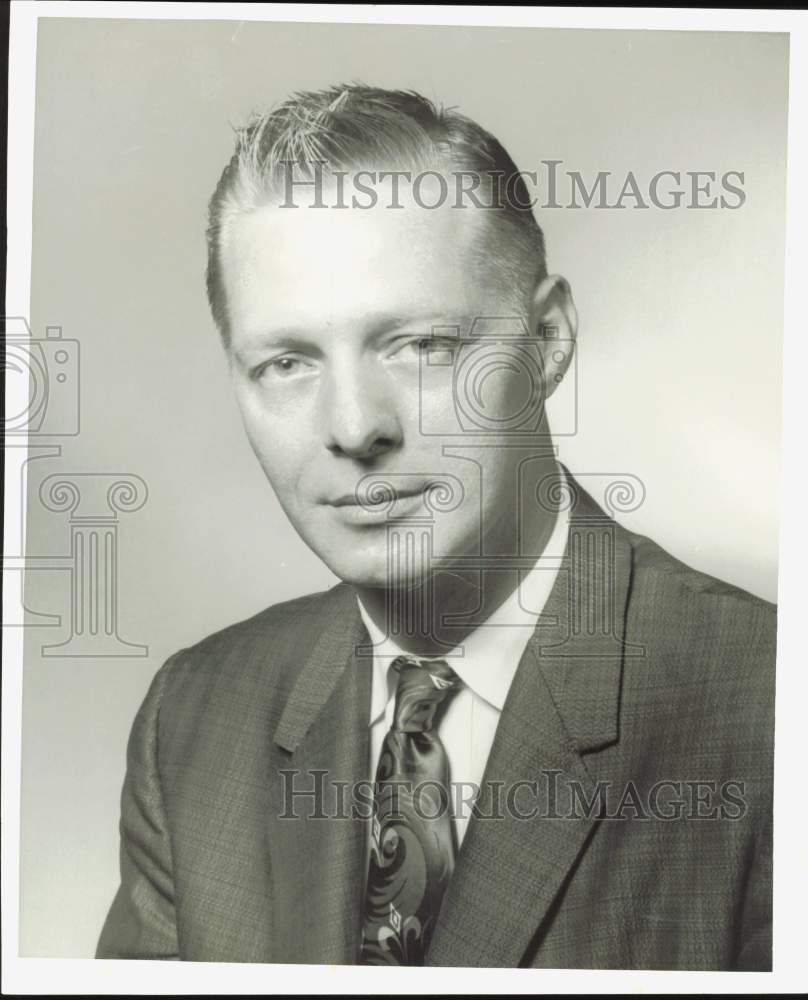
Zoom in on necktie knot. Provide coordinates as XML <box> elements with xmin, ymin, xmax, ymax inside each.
<box><xmin>391</xmin><ymin>656</ymin><xmax>460</xmax><ymax>733</ymax></box>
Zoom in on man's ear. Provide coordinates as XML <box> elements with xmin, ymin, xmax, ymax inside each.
<box><xmin>527</xmin><ymin>274</ymin><xmax>578</xmax><ymax>398</ymax></box>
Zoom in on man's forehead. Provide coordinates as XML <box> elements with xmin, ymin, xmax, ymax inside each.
<box><xmin>229</xmin><ymin>174</ymin><xmax>484</xmax><ymax>257</ymax></box>
<box><xmin>221</xmin><ymin>181</ymin><xmax>500</xmax><ymax>325</ymax></box>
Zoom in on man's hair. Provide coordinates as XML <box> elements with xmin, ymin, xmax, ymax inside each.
<box><xmin>206</xmin><ymin>84</ymin><xmax>547</xmax><ymax>343</ymax></box>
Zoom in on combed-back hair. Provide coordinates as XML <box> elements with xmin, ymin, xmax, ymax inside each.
<box><xmin>206</xmin><ymin>84</ymin><xmax>546</xmax><ymax>342</ymax></box>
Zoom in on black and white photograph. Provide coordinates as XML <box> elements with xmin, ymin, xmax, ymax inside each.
<box><xmin>3</xmin><ymin>3</ymin><xmax>806</xmax><ymax>994</ymax></box>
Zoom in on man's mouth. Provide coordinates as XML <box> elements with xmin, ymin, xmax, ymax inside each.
<box><xmin>327</xmin><ymin>485</ymin><xmax>426</xmax><ymax>508</ymax></box>
<box><xmin>321</xmin><ymin>482</ymin><xmax>437</xmax><ymax>524</ymax></box>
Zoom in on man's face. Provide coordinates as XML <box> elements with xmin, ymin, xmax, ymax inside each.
<box><xmin>222</xmin><ymin>180</ymin><xmax>544</xmax><ymax>588</ymax></box>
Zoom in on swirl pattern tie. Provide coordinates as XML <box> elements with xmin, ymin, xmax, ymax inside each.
<box><xmin>359</xmin><ymin>656</ymin><xmax>461</xmax><ymax>965</ymax></box>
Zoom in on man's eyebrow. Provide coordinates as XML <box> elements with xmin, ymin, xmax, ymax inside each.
<box><xmin>341</xmin><ymin>310</ymin><xmax>466</xmax><ymax>335</ymax></box>
<box><xmin>363</xmin><ymin>311</ymin><xmax>460</xmax><ymax>332</ymax></box>
<box><xmin>232</xmin><ymin>325</ymin><xmax>335</xmax><ymax>361</ymax></box>
<box><xmin>236</xmin><ymin>329</ymin><xmax>315</xmax><ymax>351</ymax></box>
<box><xmin>234</xmin><ymin>312</ymin><xmax>467</xmax><ymax>356</ymax></box>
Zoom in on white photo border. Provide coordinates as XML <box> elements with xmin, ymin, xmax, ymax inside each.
<box><xmin>3</xmin><ymin>3</ymin><xmax>806</xmax><ymax>994</ymax></box>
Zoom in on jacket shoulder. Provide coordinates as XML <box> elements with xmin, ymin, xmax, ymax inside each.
<box><xmin>626</xmin><ymin>526</ymin><xmax>776</xmax><ymax>623</ymax></box>
<box><xmin>621</xmin><ymin>526</ymin><xmax>776</xmax><ymax>717</ymax></box>
<box><xmin>154</xmin><ymin>583</ymin><xmax>353</xmax><ymax>703</ymax></box>
<box><xmin>180</xmin><ymin>585</ymin><xmax>336</xmax><ymax>656</ymax></box>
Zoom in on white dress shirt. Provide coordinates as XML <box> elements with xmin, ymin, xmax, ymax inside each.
<box><xmin>356</xmin><ymin>478</ymin><xmax>570</xmax><ymax>850</ymax></box>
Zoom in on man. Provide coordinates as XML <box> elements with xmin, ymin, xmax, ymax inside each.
<box><xmin>96</xmin><ymin>85</ymin><xmax>775</xmax><ymax>969</ymax></box>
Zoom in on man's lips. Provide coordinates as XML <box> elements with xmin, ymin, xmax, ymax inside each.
<box><xmin>326</xmin><ymin>486</ymin><xmax>426</xmax><ymax>508</ymax></box>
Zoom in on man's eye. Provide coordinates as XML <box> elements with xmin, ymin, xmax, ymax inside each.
<box><xmin>256</xmin><ymin>357</ymin><xmax>313</xmax><ymax>380</ymax></box>
<box><xmin>392</xmin><ymin>338</ymin><xmax>460</xmax><ymax>362</ymax></box>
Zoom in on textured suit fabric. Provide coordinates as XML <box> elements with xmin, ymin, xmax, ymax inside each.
<box><xmin>96</xmin><ymin>480</ymin><xmax>775</xmax><ymax>969</ymax></box>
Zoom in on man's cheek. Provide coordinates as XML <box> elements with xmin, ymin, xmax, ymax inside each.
<box><xmin>245</xmin><ymin>435</ymin><xmax>299</xmax><ymax>499</ymax></box>
<box><xmin>244</xmin><ymin>411</ymin><xmax>303</xmax><ymax>466</ymax></box>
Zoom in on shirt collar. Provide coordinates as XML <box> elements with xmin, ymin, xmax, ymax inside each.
<box><xmin>357</xmin><ymin>468</ymin><xmax>570</xmax><ymax>722</ymax></box>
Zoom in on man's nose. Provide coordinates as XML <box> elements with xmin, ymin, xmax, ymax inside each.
<box><xmin>320</xmin><ymin>365</ymin><xmax>403</xmax><ymax>460</ymax></box>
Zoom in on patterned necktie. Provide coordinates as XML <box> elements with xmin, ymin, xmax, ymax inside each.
<box><xmin>359</xmin><ymin>655</ymin><xmax>461</xmax><ymax>966</ymax></box>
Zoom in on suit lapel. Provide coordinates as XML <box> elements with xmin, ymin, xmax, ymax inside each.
<box><xmin>427</xmin><ymin>480</ymin><xmax>636</xmax><ymax>967</ymax></box>
<box><xmin>268</xmin><ymin>584</ymin><xmax>371</xmax><ymax>965</ymax></box>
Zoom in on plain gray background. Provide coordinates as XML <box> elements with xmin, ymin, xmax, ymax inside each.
<box><xmin>20</xmin><ymin>18</ymin><xmax>787</xmax><ymax>956</ymax></box>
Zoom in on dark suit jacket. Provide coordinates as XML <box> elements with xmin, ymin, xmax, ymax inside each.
<box><xmin>96</xmin><ymin>481</ymin><xmax>775</xmax><ymax>969</ymax></box>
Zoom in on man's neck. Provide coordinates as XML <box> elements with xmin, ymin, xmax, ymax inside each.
<box><xmin>356</xmin><ymin>458</ymin><xmax>562</xmax><ymax>658</ymax></box>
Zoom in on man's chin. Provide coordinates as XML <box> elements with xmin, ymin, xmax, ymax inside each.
<box><xmin>325</xmin><ymin>562</ymin><xmax>415</xmax><ymax>592</ymax></box>
<box><xmin>315</xmin><ymin>548</ymin><xmax>427</xmax><ymax>592</ymax></box>
<box><xmin>298</xmin><ymin>521</ymin><xmax>466</xmax><ymax>591</ymax></box>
